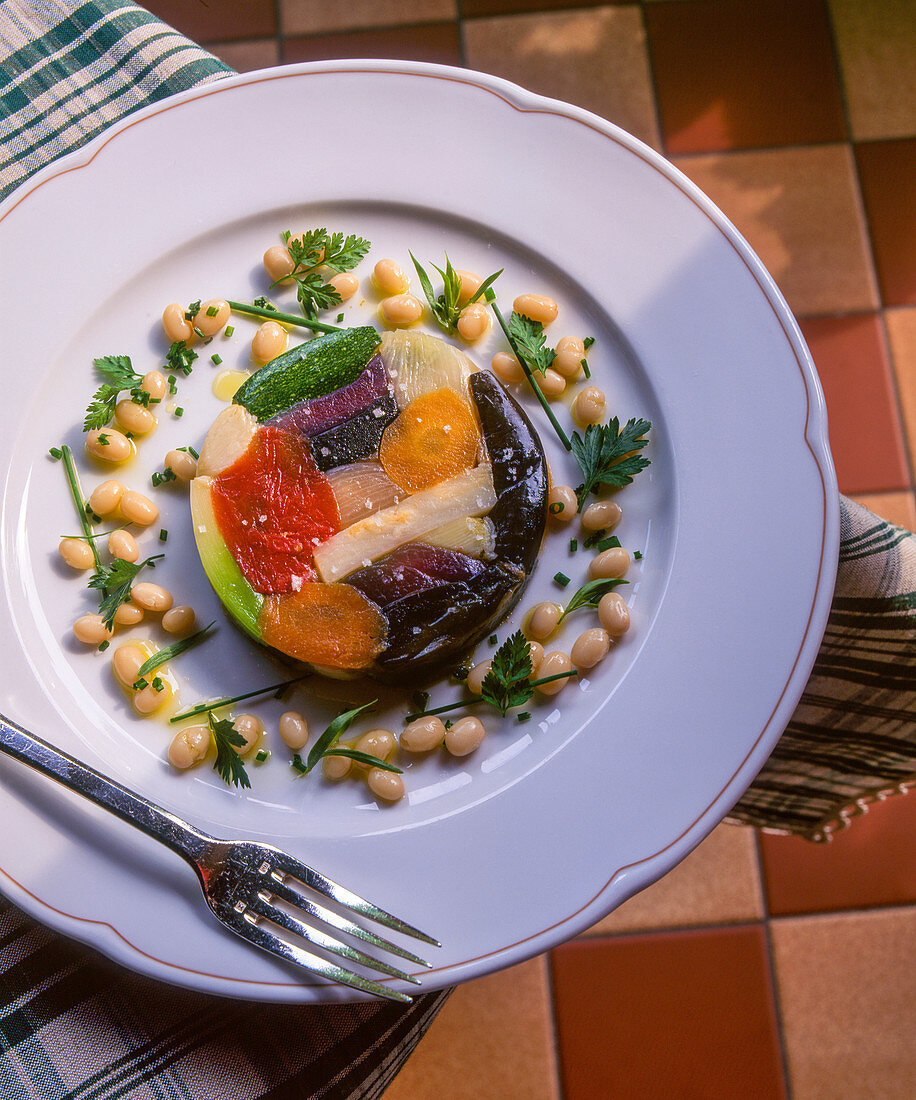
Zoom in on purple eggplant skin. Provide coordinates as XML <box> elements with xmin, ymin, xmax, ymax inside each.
<box><xmin>347</xmin><ymin>543</ymin><xmax>488</xmax><ymax>607</ymax></box>
<box><xmin>468</xmin><ymin>371</ymin><xmax>548</xmax><ymax>575</ymax></box>
<box><xmin>269</xmin><ymin>355</ymin><xmax>389</xmax><ymax>438</ymax></box>
<box><xmin>309</xmin><ymin>393</ymin><xmax>399</xmax><ymax>472</ymax></box>
<box><xmin>373</xmin><ymin>561</ymin><xmax>524</xmax><ymax>677</ymax></box>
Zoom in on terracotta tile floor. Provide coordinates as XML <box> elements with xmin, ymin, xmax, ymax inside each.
<box><xmin>142</xmin><ymin>2</ymin><xmax>915</xmax><ymax>1095</ymax></box>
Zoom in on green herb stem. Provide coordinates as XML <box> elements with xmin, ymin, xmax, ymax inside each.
<box><xmin>60</xmin><ymin>445</ymin><xmax>103</xmax><ymax>574</ymax></box>
<box><xmin>170</xmin><ymin>676</ymin><xmax>306</xmax><ymax>723</ymax></box>
<box><xmin>405</xmin><ymin>668</ymin><xmax>578</xmax><ymax>721</ymax></box>
<box><xmin>135</xmin><ymin>621</ymin><xmax>217</xmax><ymax>679</ymax></box>
<box><xmin>491</xmin><ymin>303</ymin><xmax>571</xmax><ymax>451</ymax></box>
<box><xmin>226</xmin><ymin>300</ymin><xmax>342</xmax><ymax>335</ymax></box>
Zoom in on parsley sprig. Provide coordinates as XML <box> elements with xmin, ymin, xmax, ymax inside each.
<box><xmin>479</xmin><ymin>630</ymin><xmax>534</xmax><ymax>716</ymax></box>
<box><xmin>87</xmin><ymin>554</ymin><xmax>163</xmax><ymax>630</ymax></box>
<box><xmin>291</xmin><ymin>700</ymin><xmax>401</xmax><ymax>777</ymax></box>
<box><xmin>505</xmin><ymin>312</ymin><xmax>556</xmax><ymax>375</ymax></box>
<box><xmin>83</xmin><ymin>355</ymin><xmax>145</xmax><ymax>431</ymax></box>
<box><xmin>571</xmin><ymin>418</ymin><xmax>652</xmax><ymax>510</ymax></box>
<box><xmin>278</xmin><ymin>228</ymin><xmax>371</xmax><ymax>320</ymax></box>
<box><xmin>406</xmin><ymin>632</ymin><xmax>578</xmax><ymax>721</ymax></box>
<box><xmin>410</xmin><ymin>253</ymin><xmax>502</xmax><ymax>333</ymax></box>
<box><xmin>208</xmin><ymin>713</ymin><xmax>251</xmax><ymax>789</ymax></box>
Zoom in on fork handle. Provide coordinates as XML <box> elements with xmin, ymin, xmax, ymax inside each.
<box><xmin>0</xmin><ymin>714</ymin><xmax>213</xmax><ymax>865</ymax></box>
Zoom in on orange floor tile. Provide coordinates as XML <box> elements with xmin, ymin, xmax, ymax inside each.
<box><xmin>138</xmin><ymin>2</ymin><xmax>916</xmax><ymax>1096</ymax></box>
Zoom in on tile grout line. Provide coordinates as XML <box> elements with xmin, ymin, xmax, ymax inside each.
<box><xmin>754</xmin><ymin>829</ymin><xmax>795</xmax><ymax>1100</ymax></box>
<box><xmin>822</xmin><ymin>0</ymin><xmax>916</xmax><ymax>493</ymax></box>
<box><xmin>543</xmin><ymin>951</ymin><xmax>567</xmax><ymax>1100</ymax></box>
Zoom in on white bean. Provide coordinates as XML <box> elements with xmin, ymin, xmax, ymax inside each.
<box><xmin>88</xmin><ymin>479</ymin><xmax>125</xmax><ymax>516</ymax></box>
<box><xmin>571</xmin><ymin>628</ymin><xmax>611</xmax><ymax>670</ymax></box>
<box><xmin>513</xmin><ymin>293</ymin><xmax>558</xmax><ymax>324</ymax></box>
<box><xmin>194</xmin><ymin>299</ymin><xmax>230</xmax><ymax>336</ymax></box>
<box><xmin>168</xmin><ymin>724</ymin><xmax>210</xmax><ymax>769</ymax></box>
<box><xmin>581</xmin><ymin>500</ymin><xmax>622</xmax><ymax>532</ymax></box>
<box><xmin>400</xmin><ymin>715</ymin><xmax>445</xmax><ymax>753</ymax></box>
<box><xmin>263</xmin><ymin>245</ymin><xmax>295</xmax><ymax>282</ymax></box>
<box><xmin>86</xmin><ymin>428</ymin><xmax>131</xmax><ymax>463</ymax></box>
<box><xmin>588</xmin><ymin>547</ymin><xmax>629</xmax><ymax>580</ymax></box>
<box><xmin>367</xmin><ymin>767</ymin><xmax>405</xmax><ymax>802</ymax></box>
<box><xmin>164</xmin><ymin>449</ymin><xmax>197</xmax><ymax>481</ymax></box>
<box><xmin>108</xmin><ymin>529</ymin><xmax>139</xmax><ymax>563</ymax></box>
<box><xmin>379</xmin><ymin>293</ymin><xmax>422</xmax><ymax>326</ymax></box>
<box><xmin>444</xmin><ymin>717</ymin><xmax>486</xmax><ymax>757</ymax></box>
<box><xmin>456</xmin><ymin>302</ymin><xmax>491</xmax><ymax>342</ymax></box>
<box><xmin>372</xmin><ymin>258</ymin><xmax>408</xmax><ymax>296</ymax></box>
<box><xmin>72</xmin><ymin>614</ymin><xmax>113</xmax><ymax>645</ymax></box>
<box><xmin>58</xmin><ymin>537</ymin><xmax>94</xmax><ymax>570</ymax></box>
<box><xmin>527</xmin><ymin>602</ymin><xmax>561</xmax><ymax>642</ymax></box>
<box><xmin>572</xmin><ymin>386</ymin><xmax>606</xmax><ymax>426</ymax></box>
<box><xmin>119</xmin><ymin>490</ymin><xmax>158</xmax><ymax>526</ymax></box>
<box><xmin>162</xmin><ymin>302</ymin><xmax>194</xmax><ymax>344</ymax></box>
<box><xmin>278</xmin><ymin>710</ymin><xmax>309</xmax><ymax>751</ymax></box>
<box><xmin>162</xmin><ymin>605</ymin><xmax>196</xmax><ymax>634</ymax></box>
<box><xmin>115</xmin><ymin>399</ymin><xmax>155</xmax><ymax>436</ymax></box>
<box><xmin>251</xmin><ymin>320</ymin><xmax>287</xmax><ymax>362</ymax></box>
<box><xmin>598</xmin><ymin>591</ymin><xmax>630</xmax><ymax>637</ymax></box>
<box><xmin>491</xmin><ymin>351</ymin><xmax>526</xmax><ymax>384</ymax></box>
<box><xmin>112</xmin><ymin>643</ymin><xmax>146</xmax><ymax>686</ymax></box>
<box><xmin>548</xmin><ymin>484</ymin><xmax>577</xmax><ymax>522</ymax></box>
<box><xmin>232</xmin><ymin>713</ymin><xmax>263</xmax><ymax>755</ymax></box>
<box><xmin>536</xmin><ymin>651</ymin><xmax>574</xmax><ymax>695</ymax></box>
<box><xmin>330</xmin><ymin>271</ymin><xmax>359</xmax><ymax>301</ymax></box>
<box><xmin>466</xmin><ymin>659</ymin><xmax>492</xmax><ymax>695</ymax></box>
<box><xmin>130</xmin><ymin>582</ymin><xmax>173</xmax><ymax>612</ymax></box>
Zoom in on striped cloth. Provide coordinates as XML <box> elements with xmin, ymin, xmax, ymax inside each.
<box><xmin>726</xmin><ymin>496</ymin><xmax>916</xmax><ymax>841</ymax></box>
<box><xmin>1</xmin><ymin>2</ymin><xmax>914</xmax><ymax>1097</ymax></box>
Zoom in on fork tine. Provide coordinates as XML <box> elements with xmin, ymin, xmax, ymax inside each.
<box><xmin>250</xmin><ymin>891</ymin><xmax>422</xmax><ymax>985</ymax></box>
<box><xmin>266</xmin><ymin>875</ymin><xmax>433</xmax><ymax>969</ymax></box>
<box><xmin>229</xmin><ymin>909</ymin><xmax>413</xmax><ymax>1003</ymax></box>
<box><xmin>264</xmin><ymin>851</ymin><xmax>441</xmax><ymax>947</ymax></box>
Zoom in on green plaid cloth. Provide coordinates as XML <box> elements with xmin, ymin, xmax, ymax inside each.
<box><xmin>1</xmin><ymin>2</ymin><xmax>914</xmax><ymax>1096</ymax></box>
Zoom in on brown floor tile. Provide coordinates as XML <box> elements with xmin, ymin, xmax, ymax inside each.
<box><xmin>854</xmin><ymin>491</ymin><xmax>916</xmax><ymax>532</ymax></box>
<box><xmin>384</xmin><ymin>957</ymin><xmax>559</xmax><ymax>1100</ymax></box>
<box><xmin>828</xmin><ymin>0</ymin><xmax>916</xmax><ymax>141</ymax></box>
<box><xmin>772</xmin><ymin>909</ymin><xmax>916</xmax><ymax>1098</ymax></box>
<box><xmin>886</xmin><ymin>307</ymin><xmax>916</xmax><ymax>472</ymax></box>
<box><xmin>856</xmin><ymin>140</ymin><xmax>916</xmax><ymax>308</ymax></box>
<box><xmin>798</xmin><ymin>313</ymin><xmax>909</xmax><ymax>495</ymax></box>
<box><xmin>140</xmin><ymin>0</ymin><xmax>276</xmax><ymax>43</ymax></box>
<box><xmin>280</xmin><ymin>0</ymin><xmax>457</xmax><ymax>37</ymax></box>
<box><xmin>463</xmin><ymin>6</ymin><xmax>661</xmax><ymax>150</ymax></box>
<box><xmin>586</xmin><ymin>823</ymin><xmax>763</xmax><ymax>933</ymax></box>
<box><xmin>646</xmin><ymin>0</ymin><xmax>845</xmax><ymax>154</ymax></box>
<box><xmin>208</xmin><ymin>39</ymin><xmax>280</xmax><ymax>74</ymax></box>
<box><xmin>760</xmin><ymin>790</ymin><xmax>916</xmax><ymax>916</ymax></box>
<box><xmin>551</xmin><ymin>927</ymin><xmax>786</xmax><ymax>1099</ymax></box>
<box><xmin>463</xmin><ymin>1</ymin><xmax>622</xmax><ymax>16</ymax></box>
<box><xmin>674</xmin><ymin>146</ymin><xmax>878</xmax><ymax>317</ymax></box>
<box><xmin>281</xmin><ymin>23</ymin><xmax>462</xmax><ymax>66</ymax></box>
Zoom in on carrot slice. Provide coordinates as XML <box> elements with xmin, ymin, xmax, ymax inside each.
<box><xmin>379</xmin><ymin>388</ymin><xmax>479</xmax><ymax>493</ymax></box>
<box><xmin>259</xmin><ymin>583</ymin><xmax>385</xmax><ymax>670</ymax></box>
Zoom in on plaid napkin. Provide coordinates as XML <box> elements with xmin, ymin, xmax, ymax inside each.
<box><xmin>1</xmin><ymin>2</ymin><xmax>914</xmax><ymax>1097</ymax></box>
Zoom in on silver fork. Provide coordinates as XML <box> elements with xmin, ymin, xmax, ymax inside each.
<box><xmin>0</xmin><ymin>714</ymin><xmax>438</xmax><ymax>1003</ymax></box>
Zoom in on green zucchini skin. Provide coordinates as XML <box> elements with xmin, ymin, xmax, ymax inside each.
<box><xmin>234</xmin><ymin>326</ymin><xmax>381</xmax><ymax>422</ymax></box>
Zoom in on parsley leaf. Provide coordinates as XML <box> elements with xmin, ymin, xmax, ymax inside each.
<box><xmin>410</xmin><ymin>253</ymin><xmax>502</xmax><ymax>333</ymax></box>
<box><xmin>278</xmin><ymin>227</ymin><xmax>371</xmax><ymax>320</ymax></box>
<box><xmin>208</xmin><ymin>713</ymin><xmax>251</xmax><ymax>788</ymax></box>
<box><xmin>83</xmin><ymin>355</ymin><xmax>144</xmax><ymax>431</ymax></box>
<box><xmin>506</xmin><ymin>312</ymin><xmax>556</xmax><ymax>375</ymax></box>
<box><xmin>480</xmin><ymin>631</ymin><xmax>535</xmax><ymax>716</ymax></box>
<box><xmin>87</xmin><ymin>554</ymin><xmax>163</xmax><ymax>630</ymax></box>
<box><xmin>571</xmin><ymin>417</ymin><xmax>652</xmax><ymax>509</ymax></box>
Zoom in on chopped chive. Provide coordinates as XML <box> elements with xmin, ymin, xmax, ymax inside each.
<box><xmin>211</xmin><ymin>353</ymin><xmax>222</xmax><ymax>365</ymax></box>
<box><xmin>583</xmin><ymin>336</ymin><xmax>595</xmax><ymax>350</ymax></box>
<box><xmin>224</xmin><ymin>325</ymin><xmax>234</xmax><ymax>337</ymax></box>
<box><xmin>133</xmin><ymin>678</ymin><xmax>149</xmax><ymax>691</ymax></box>
<box><xmin>583</xmin><ymin>528</ymin><xmax>607</xmax><ymax>549</ymax></box>
<box><xmin>443</xmin><ymin>718</ymin><xmax>453</xmax><ymax>730</ymax></box>
<box><xmin>168</xmin><ymin>376</ymin><xmax>177</xmax><ymax>395</ymax></box>
<box><xmin>410</xmin><ymin>689</ymin><xmax>430</xmax><ymax>713</ymax></box>
<box><xmin>489</xmin><ymin>633</ymin><xmax>498</xmax><ymax>645</ymax></box>
<box><xmin>517</xmin><ymin>712</ymin><xmax>531</xmax><ymax>723</ymax></box>
<box><xmin>549</xmin><ymin>501</ymin><xmax>565</xmax><ymax>515</ymax></box>
<box><xmin>580</xmin><ymin>357</ymin><xmax>591</xmax><ymax>379</ymax></box>
<box><xmin>554</xmin><ymin>571</ymin><xmax>571</xmax><ymax>588</ymax></box>
<box><xmin>596</xmin><ymin>535</ymin><xmax>622</xmax><ymax>553</ymax></box>
<box><xmin>255</xmin><ymin>748</ymin><xmax>270</xmax><ymax>763</ymax></box>
<box><xmin>634</xmin><ymin>549</ymin><xmax>643</xmax><ymax>560</ymax></box>
<box><xmin>336</xmin><ymin>312</ymin><xmax>344</xmax><ymax>323</ymax></box>
<box><xmin>97</xmin><ymin>640</ymin><xmax>110</xmax><ymax>652</ymax></box>
<box><xmin>159</xmin><ymin>529</ymin><xmax>168</xmax><ymax>542</ymax></box>
<box><xmin>175</xmin><ymin>407</ymin><xmax>184</xmax><ymax>417</ymax></box>
<box><xmin>48</xmin><ymin>446</ymin><xmax>62</xmax><ymax>460</ymax></box>
<box><xmin>170</xmin><ymin>676</ymin><xmax>306</xmax><ymax>723</ymax></box>
<box><xmin>206</xmin><ymin>304</ymin><xmax>219</xmax><ymax>317</ymax></box>
<box><xmin>569</xmin><ymin>538</ymin><xmax>578</xmax><ymax>552</ymax></box>
<box><xmin>152</xmin><ymin>676</ymin><xmax>165</xmax><ymax>693</ymax></box>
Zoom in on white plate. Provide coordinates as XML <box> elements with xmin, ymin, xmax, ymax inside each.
<box><xmin>0</xmin><ymin>61</ymin><xmax>837</xmax><ymax>1002</ymax></box>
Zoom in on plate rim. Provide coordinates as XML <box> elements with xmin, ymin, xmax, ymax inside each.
<box><xmin>0</xmin><ymin>58</ymin><xmax>839</xmax><ymax>1001</ymax></box>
